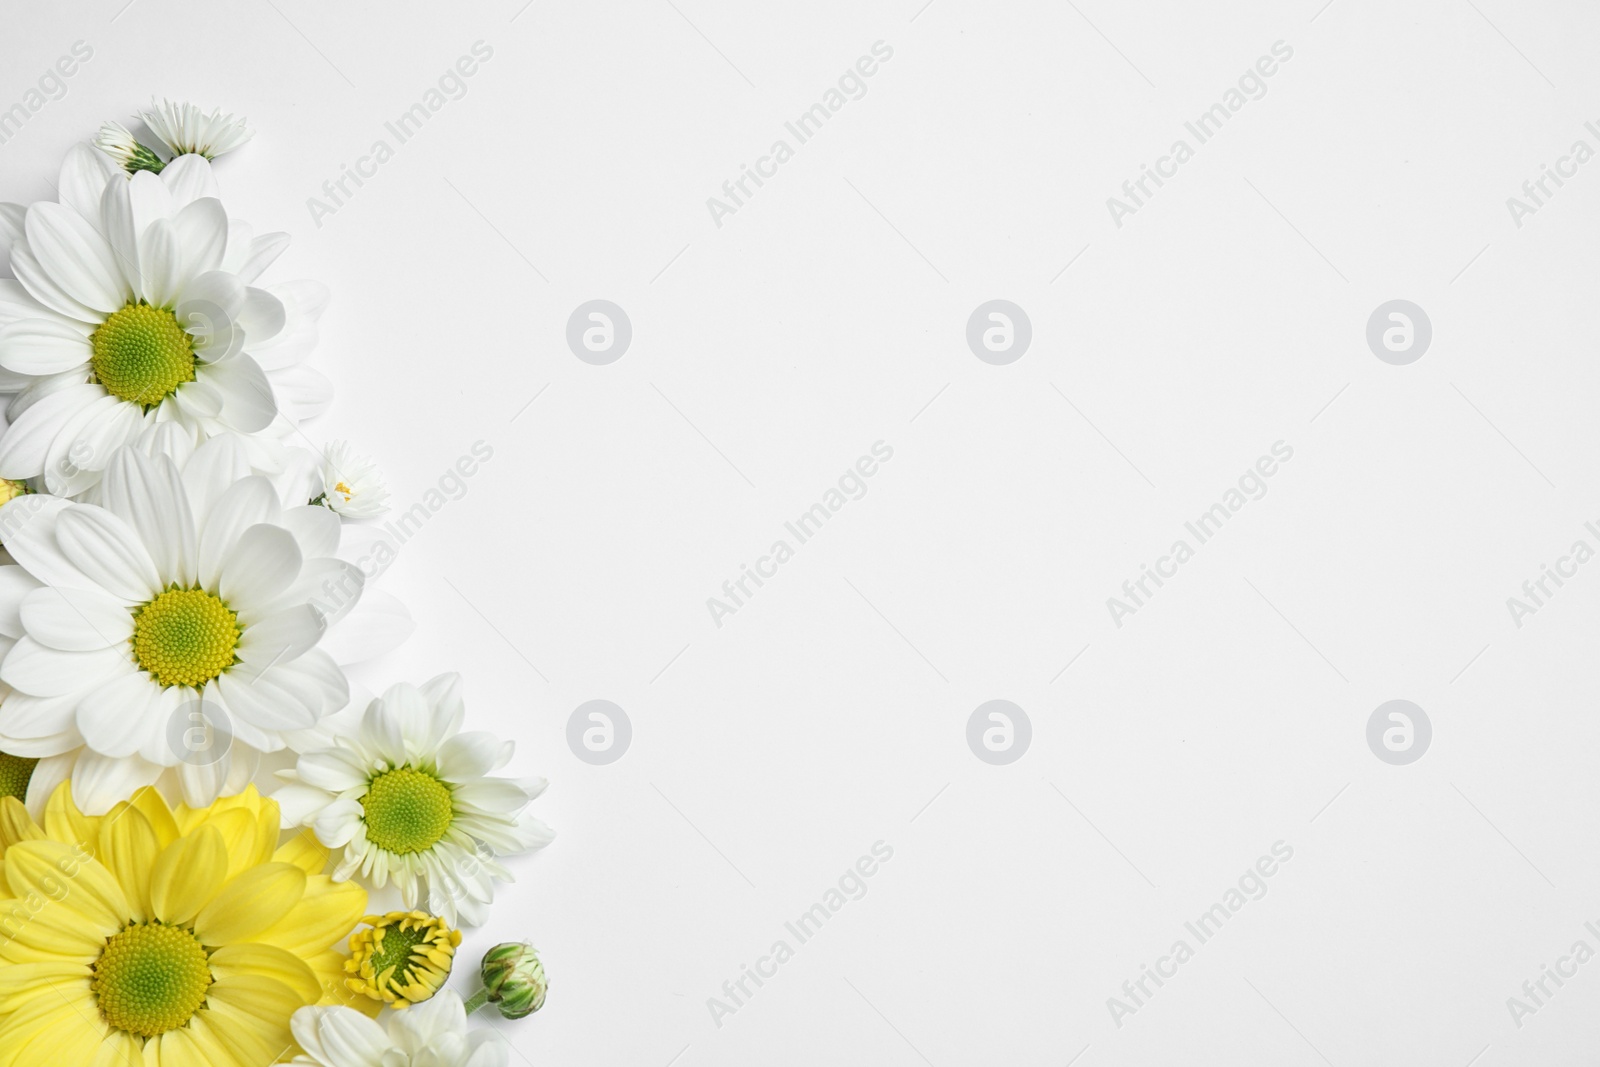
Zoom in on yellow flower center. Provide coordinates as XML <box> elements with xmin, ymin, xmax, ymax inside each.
<box><xmin>92</xmin><ymin>922</ymin><xmax>212</xmax><ymax>1039</ymax></box>
<box><xmin>361</xmin><ymin>767</ymin><xmax>453</xmax><ymax>854</ymax></box>
<box><xmin>90</xmin><ymin>302</ymin><xmax>196</xmax><ymax>407</ymax></box>
<box><xmin>0</xmin><ymin>752</ymin><xmax>37</xmax><ymax>800</ymax></box>
<box><xmin>132</xmin><ymin>588</ymin><xmax>241</xmax><ymax>688</ymax></box>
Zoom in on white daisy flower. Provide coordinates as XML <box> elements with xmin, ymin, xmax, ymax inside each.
<box><xmin>0</xmin><ymin>144</ymin><xmax>304</xmax><ymax>496</ymax></box>
<box><xmin>317</xmin><ymin>440</ymin><xmax>389</xmax><ymax>518</ymax></box>
<box><xmin>0</xmin><ymin>437</ymin><xmax>369</xmax><ymax>814</ymax></box>
<box><xmin>290</xmin><ymin>991</ymin><xmax>508</xmax><ymax>1067</ymax></box>
<box><xmin>140</xmin><ymin>98</ymin><xmax>253</xmax><ymax>160</ymax></box>
<box><xmin>275</xmin><ymin>674</ymin><xmax>554</xmax><ymax>926</ymax></box>
<box><xmin>94</xmin><ymin>120</ymin><xmax>165</xmax><ymax>175</ymax></box>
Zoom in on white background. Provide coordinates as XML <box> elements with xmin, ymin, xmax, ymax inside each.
<box><xmin>4</xmin><ymin>0</ymin><xmax>1600</xmax><ymax>1063</ymax></box>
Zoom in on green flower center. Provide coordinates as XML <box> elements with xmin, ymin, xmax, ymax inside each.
<box><xmin>132</xmin><ymin>588</ymin><xmax>241</xmax><ymax>688</ymax></box>
<box><xmin>366</xmin><ymin>923</ymin><xmax>431</xmax><ymax>984</ymax></box>
<box><xmin>362</xmin><ymin>767</ymin><xmax>454</xmax><ymax>854</ymax></box>
<box><xmin>92</xmin><ymin>922</ymin><xmax>212</xmax><ymax>1039</ymax></box>
<box><xmin>90</xmin><ymin>302</ymin><xmax>196</xmax><ymax>407</ymax></box>
<box><xmin>0</xmin><ymin>753</ymin><xmax>37</xmax><ymax>800</ymax></box>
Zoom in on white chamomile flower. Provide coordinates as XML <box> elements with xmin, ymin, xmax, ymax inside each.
<box><xmin>0</xmin><ymin>144</ymin><xmax>304</xmax><ymax>495</ymax></box>
<box><xmin>94</xmin><ymin>119</ymin><xmax>164</xmax><ymax>174</ymax></box>
<box><xmin>290</xmin><ymin>991</ymin><xmax>508</xmax><ymax>1067</ymax></box>
<box><xmin>140</xmin><ymin>98</ymin><xmax>253</xmax><ymax>160</ymax></box>
<box><xmin>275</xmin><ymin>674</ymin><xmax>554</xmax><ymax>926</ymax></box>
<box><xmin>317</xmin><ymin>441</ymin><xmax>389</xmax><ymax>519</ymax></box>
<box><xmin>0</xmin><ymin>437</ymin><xmax>370</xmax><ymax>814</ymax></box>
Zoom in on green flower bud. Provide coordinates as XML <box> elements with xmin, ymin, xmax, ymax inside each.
<box><xmin>480</xmin><ymin>942</ymin><xmax>547</xmax><ymax>1019</ymax></box>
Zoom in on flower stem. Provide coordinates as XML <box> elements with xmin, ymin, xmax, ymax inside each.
<box><xmin>463</xmin><ymin>987</ymin><xmax>491</xmax><ymax>1015</ymax></box>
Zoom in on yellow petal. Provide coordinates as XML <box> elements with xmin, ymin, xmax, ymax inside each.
<box><xmin>41</xmin><ymin>782</ymin><xmax>97</xmax><ymax>850</ymax></box>
<box><xmin>127</xmin><ymin>786</ymin><xmax>180</xmax><ymax>847</ymax></box>
<box><xmin>273</xmin><ymin>828</ymin><xmax>331</xmax><ymax>875</ymax></box>
<box><xmin>255</xmin><ymin>874</ymin><xmax>366</xmax><ymax>957</ymax></box>
<box><xmin>87</xmin><ymin>1030</ymin><xmax>140</xmax><ymax>1067</ymax></box>
<box><xmin>4</xmin><ymin>841</ymin><xmax>125</xmax><ymax>943</ymax></box>
<box><xmin>194</xmin><ymin>863</ymin><xmax>305</xmax><ymax>945</ymax></box>
<box><xmin>149</xmin><ymin>825</ymin><xmax>226</xmax><ymax>926</ymax></box>
<box><xmin>0</xmin><ymin>798</ymin><xmax>42</xmax><ymax>850</ymax></box>
<box><xmin>209</xmin><ymin>942</ymin><xmax>321</xmax><ymax>1004</ymax></box>
<box><xmin>0</xmin><ymin>959</ymin><xmax>91</xmax><ymax>1012</ymax></box>
<box><xmin>0</xmin><ymin>978</ymin><xmax>101</xmax><ymax>1066</ymax></box>
<box><xmin>152</xmin><ymin>1014</ymin><xmax>245</xmax><ymax>1067</ymax></box>
<box><xmin>96</xmin><ymin>807</ymin><xmax>159</xmax><ymax>923</ymax></box>
<box><xmin>200</xmin><ymin>976</ymin><xmax>302</xmax><ymax>1063</ymax></box>
<box><xmin>200</xmin><ymin>809</ymin><xmax>261</xmax><ymax>881</ymax></box>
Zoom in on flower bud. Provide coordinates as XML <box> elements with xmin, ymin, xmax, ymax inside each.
<box><xmin>480</xmin><ymin>942</ymin><xmax>547</xmax><ymax>1018</ymax></box>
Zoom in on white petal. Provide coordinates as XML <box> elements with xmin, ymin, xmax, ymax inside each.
<box><xmin>0</xmin><ymin>493</ymin><xmax>90</xmax><ymax>590</ymax></box>
<box><xmin>319</xmin><ymin>590</ymin><xmax>412</xmax><ymax>666</ymax></box>
<box><xmin>237</xmin><ymin>287</ymin><xmax>285</xmax><ymax>344</ymax></box>
<box><xmin>0</xmin><ymin>691</ymin><xmax>81</xmax><ymax>745</ymax></box>
<box><xmin>1</xmin><ymin>637</ymin><xmax>129</xmax><ymax>697</ymax></box>
<box><xmin>41</xmin><ymin>393</ymin><xmax>143</xmax><ymax>498</ymax></box>
<box><xmin>212</xmin><ymin>667</ymin><xmax>319</xmax><ymax>732</ymax></box>
<box><xmin>171</xmin><ymin>197</ymin><xmax>228</xmax><ymax>281</ymax></box>
<box><xmin>54</xmin><ymin>506</ymin><xmax>162</xmax><ymax>602</ymax></box>
<box><xmin>436</xmin><ymin>731</ymin><xmax>512</xmax><ymax>781</ymax></box>
<box><xmin>196</xmin><ymin>475</ymin><xmax>280</xmax><ymax>590</ymax></box>
<box><xmin>137</xmin><ymin>218</ymin><xmax>182</xmax><ymax>309</ymax></box>
<box><xmin>219</xmin><ymin>523</ymin><xmax>302</xmax><ymax>613</ymax></box>
<box><xmin>296</xmin><ymin>748</ymin><xmax>368</xmax><ymax>793</ymax></box>
<box><xmin>66</xmin><ymin>749</ymin><xmax>163</xmax><ymax>817</ymax></box>
<box><xmin>0</xmin><ymin>319</ymin><xmax>90</xmax><ymax>376</ymax></box>
<box><xmin>20</xmin><ymin>585</ymin><xmax>132</xmax><ymax>651</ymax></box>
<box><xmin>160</xmin><ymin>154</ymin><xmax>219</xmax><ymax>205</ymax></box>
<box><xmin>9</xmin><ymin>241</ymin><xmax>100</xmax><ymax>322</ymax></box>
<box><xmin>0</xmin><ymin>383</ymin><xmax>100</xmax><ymax>481</ymax></box>
<box><xmin>237</xmin><ymin>604</ymin><xmax>324</xmax><ymax>667</ymax></box>
<box><xmin>278</xmin><ymin>504</ymin><xmax>341</xmax><ymax>559</ymax></box>
<box><xmin>311</xmin><ymin>796</ymin><xmax>365</xmax><ymax>848</ymax></box>
<box><xmin>24</xmin><ymin>202</ymin><xmax>127</xmax><ymax>314</ymax></box>
<box><xmin>75</xmin><ymin>670</ymin><xmax>161</xmax><ymax>758</ymax></box>
<box><xmin>232</xmin><ymin>232</ymin><xmax>290</xmax><ymax>285</ymax></box>
<box><xmin>0</xmin><ymin>566</ymin><xmax>43</xmax><ymax>638</ymax></box>
<box><xmin>58</xmin><ymin>144</ymin><xmax>119</xmax><ymax>223</ymax></box>
<box><xmin>102</xmin><ymin>447</ymin><xmax>197</xmax><ymax>587</ymax></box>
<box><xmin>202</xmin><ymin>353</ymin><xmax>276</xmax><ymax>431</ymax></box>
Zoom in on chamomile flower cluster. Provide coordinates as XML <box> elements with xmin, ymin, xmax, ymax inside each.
<box><xmin>0</xmin><ymin>102</ymin><xmax>556</xmax><ymax>1062</ymax></box>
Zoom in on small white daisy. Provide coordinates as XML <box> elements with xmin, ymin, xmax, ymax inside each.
<box><xmin>290</xmin><ymin>991</ymin><xmax>508</xmax><ymax>1067</ymax></box>
<box><xmin>317</xmin><ymin>441</ymin><xmax>389</xmax><ymax>519</ymax></box>
<box><xmin>275</xmin><ymin>674</ymin><xmax>553</xmax><ymax>926</ymax></box>
<box><xmin>140</xmin><ymin>98</ymin><xmax>253</xmax><ymax>160</ymax></box>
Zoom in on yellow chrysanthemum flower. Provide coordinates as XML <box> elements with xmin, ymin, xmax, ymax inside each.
<box><xmin>0</xmin><ymin>783</ymin><xmax>368</xmax><ymax>1065</ymax></box>
<box><xmin>345</xmin><ymin>911</ymin><xmax>461</xmax><ymax>1008</ymax></box>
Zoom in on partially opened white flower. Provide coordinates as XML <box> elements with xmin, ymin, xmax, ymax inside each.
<box><xmin>0</xmin><ymin>144</ymin><xmax>302</xmax><ymax>496</ymax></box>
<box><xmin>290</xmin><ymin>991</ymin><xmax>508</xmax><ymax>1067</ymax></box>
<box><xmin>0</xmin><ymin>437</ymin><xmax>369</xmax><ymax>813</ymax></box>
<box><xmin>275</xmin><ymin>675</ymin><xmax>553</xmax><ymax>926</ymax></box>
<box><xmin>140</xmin><ymin>98</ymin><xmax>253</xmax><ymax>160</ymax></box>
<box><xmin>94</xmin><ymin>119</ymin><xmax>164</xmax><ymax>175</ymax></box>
<box><xmin>317</xmin><ymin>441</ymin><xmax>389</xmax><ymax>518</ymax></box>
